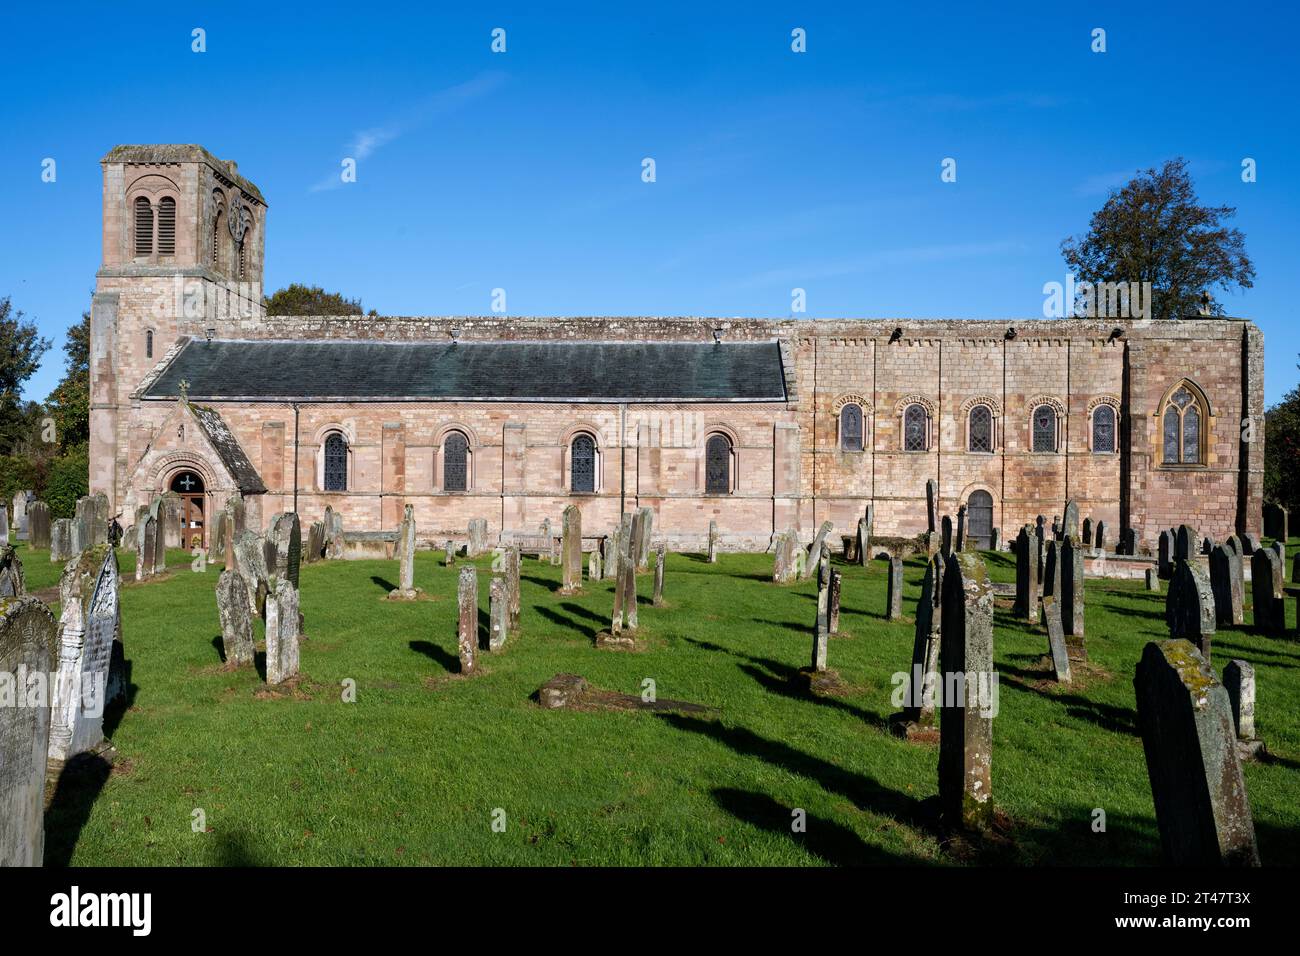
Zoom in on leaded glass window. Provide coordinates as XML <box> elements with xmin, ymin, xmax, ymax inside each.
<box><xmin>1092</xmin><ymin>405</ymin><xmax>1115</xmax><ymax>453</ymax></box>
<box><xmin>968</xmin><ymin>405</ymin><xmax>992</xmax><ymax>453</ymax></box>
<box><xmin>1160</xmin><ymin>385</ymin><xmax>1205</xmax><ymax>465</ymax></box>
<box><xmin>1183</xmin><ymin>404</ymin><xmax>1200</xmax><ymax>463</ymax></box>
<box><xmin>1032</xmin><ymin>405</ymin><xmax>1057</xmax><ymax>452</ymax></box>
<box><xmin>324</xmin><ymin>433</ymin><xmax>348</xmax><ymax>491</ymax></box>
<box><xmin>571</xmin><ymin>434</ymin><xmax>596</xmax><ymax>493</ymax></box>
<box><xmin>840</xmin><ymin>404</ymin><xmax>863</xmax><ymax>451</ymax></box>
<box><xmin>904</xmin><ymin>404</ymin><xmax>928</xmax><ymax>451</ymax></box>
<box><xmin>444</xmin><ymin>431</ymin><xmax>468</xmax><ymax>491</ymax></box>
<box><xmin>1163</xmin><ymin>407</ymin><xmax>1181</xmax><ymax>463</ymax></box>
<box><xmin>706</xmin><ymin>434</ymin><xmax>732</xmax><ymax>494</ymax></box>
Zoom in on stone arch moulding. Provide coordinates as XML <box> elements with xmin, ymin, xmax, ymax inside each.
<box><xmin>126</xmin><ymin>173</ymin><xmax>181</xmax><ymax>201</ymax></box>
<box><xmin>832</xmin><ymin>393</ymin><xmax>872</xmax><ymax>415</ymax></box>
<box><xmin>1154</xmin><ymin>377</ymin><xmax>1213</xmax><ymax>418</ymax></box>
<box><xmin>958</xmin><ymin>394</ymin><xmax>1003</xmax><ymax>417</ymax></box>
<box><xmin>893</xmin><ymin>394</ymin><xmax>937</xmax><ymax>417</ymax></box>
<box><xmin>434</xmin><ymin>421</ymin><xmax>481</xmax><ymax>449</ymax></box>
<box><xmin>311</xmin><ymin>420</ymin><xmax>359</xmax><ymax>447</ymax></box>
<box><xmin>1086</xmin><ymin>394</ymin><xmax>1121</xmax><ymax>415</ymax></box>
<box><xmin>434</xmin><ymin>423</ymin><xmax>477</xmax><ymax>493</ymax></box>
<box><xmin>1026</xmin><ymin>395</ymin><xmax>1066</xmax><ymax>417</ymax></box>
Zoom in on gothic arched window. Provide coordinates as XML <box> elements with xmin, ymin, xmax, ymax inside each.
<box><xmin>706</xmin><ymin>433</ymin><xmax>733</xmax><ymax>494</ymax></box>
<box><xmin>904</xmin><ymin>404</ymin><xmax>928</xmax><ymax>451</ymax></box>
<box><xmin>1032</xmin><ymin>405</ymin><xmax>1058</xmax><ymax>453</ymax></box>
<box><xmin>157</xmin><ymin>197</ymin><xmax>176</xmax><ymax>255</ymax></box>
<box><xmin>1161</xmin><ymin>384</ymin><xmax>1206</xmax><ymax>465</ymax></box>
<box><xmin>134</xmin><ymin>197</ymin><xmax>153</xmax><ymax>256</ymax></box>
<box><xmin>968</xmin><ymin>404</ymin><xmax>993</xmax><ymax>453</ymax></box>
<box><xmin>570</xmin><ymin>433</ymin><xmax>596</xmax><ymax>493</ymax></box>
<box><xmin>840</xmin><ymin>404</ymin><xmax>863</xmax><ymax>451</ymax></box>
<box><xmin>444</xmin><ymin>431</ymin><xmax>469</xmax><ymax>492</ymax></box>
<box><xmin>323</xmin><ymin>432</ymin><xmax>348</xmax><ymax>491</ymax></box>
<box><xmin>1092</xmin><ymin>404</ymin><xmax>1116</xmax><ymax>453</ymax></box>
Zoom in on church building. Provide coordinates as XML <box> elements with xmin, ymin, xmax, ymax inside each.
<box><xmin>89</xmin><ymin>145</ymin><xmax>1266</xmax><ymax>552</ymax></box>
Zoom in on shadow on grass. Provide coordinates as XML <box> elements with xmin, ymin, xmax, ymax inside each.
<box><xmin>997</xmin><ymin>663</ymin><xmax>1138</xmax><ymax>735</ymax></box>
<box><xmin>535</xmin><ymin>605</ymin><xmax>597</xmax><ymax>641</ymax></box>
<box><xmin>44</xmin><ymin>752</ymin><xmax>113</xmax><ymax>867</ymax></box>
<box><xmin>101</xmin><ymin>657</ymin><xmax>137</xmax><ymax>740</ymax></box>
<box><xmin>521</xmin><ymin>574</ymin><xmax>560</xmax><ymax>594</ymax></box>
<box><xmin>370</xmin><ymin>575</ymin><xmax>397</xmax><ymax>594</ymax></box>
<box><xmin>711</xmin><ymin>788</ymin><xmax>923</xmax><ymax>865</ymax></box>
<box><xmin>206</xmin><ymin>828</ymin><xmax>265</xmax><ymax>866</ymax></box>
<box><xmin>409</xmin><ymin>639</ymin><xmax>459</xmax><ymax>673</ymax></box>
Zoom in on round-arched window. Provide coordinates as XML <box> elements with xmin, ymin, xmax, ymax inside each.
<box><xmin>571</xmin><ymin>433</ymin><xmax>596</xmax><ymax>493</ymax></box>
<box><xmin>444</xmin><ymin>431</ymin><xmax>469</xmax><ymax>491</ymax></box>
<box><xmin>706</xmin><ymin>433</ymin><xmax>733</xmax><ymax>494</ymax></box>
<box><xmin>324</xmin><ymin>433</ymin><xmax>348</xmax><ymax>491</ymax></box>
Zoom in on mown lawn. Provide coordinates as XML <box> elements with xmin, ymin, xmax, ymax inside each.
<box><xmin>12</xmin><ymin>536</ymin><xmax>1300</xmax><ymax>866</ymax></box>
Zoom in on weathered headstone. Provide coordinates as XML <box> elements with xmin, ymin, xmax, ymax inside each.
<box><xmin>560</xmin><ymin>505</ymin><xmax>583</xmax><ymax>594</ymax></box>
<box><xmin>886</xmin><ymin>555</ymin><xmax>903</xmax><ymax>621</ymax></box>
<box><xmin>1094</xmin><ymin>521</ymin><xmax>1107</xmax><ymax>552</ymax></box>
<box><xmin>1158</xmin><ymin>530</ymin><xmax>1173</xmax><ymax>578</ymax></box>
<box><xmin>1167</xmin><ymin>560</ymin><xmax>1216</xmax><ymax>660</ymax></box>
<box><xmin>1013</xmin><ymin>526</ymin><xmax>1039</xmax><ymax>621</ymax></box>
<box><xmin>1176</xmin><ymin>524</ymin><xmax>1199</xmax><ymax>562</ymax></box>
<box><xmin>941</xmin><ymin>515</ymin><xmax>953</xmax><ymax>557</ymax></box>
<box><xmin>588</xmin><ymin>547</ymin><xmax>601</xmax><ymax>581</ymax></box>
<box><xmin>323</xmin><ymin>505</ymin><xmax>344</xmax><ymax>559</ymax></box>
<box><xmin>1263</xmin><ymin>502</ymin><xmax>1288</xmax><ymax>542</ymax></box>
<box><xmin>800</xmin><ymin>521</ymin><xmax>834</xmax><ymax>580</ymax></box>
<box><xmin>0</xmin><ymin>505</ymin><xmax>8</xmax><ymax>546</ymax></box>
<box><xmin>1239</xmin><ymin>533</ymin><xmax>1259</xmax><ymax>555</ymax></box>
<box><xmin>1061</xmin><ymin>535</ymin><xmax>1085</xmax><ymax>656</ymax></box>
<box><xmin>1042</xmin><ymin>594</ymin><xmax>1071</xmax><ymax>682</ymax></box>
<box><xmin>50</xmin><ymin>518</ymin><xmax>73</xmax><ymax>562</ymax></box>
<box><xmin>48</xmin><ymin>546</ymin><xmax>118</xmax><ymax>762</ymax></box>
<box><xmin>306</xmin><ymin>521</ymin><xmax>325</xmax><ymax>563</ymax></box>
<box><xmin>1209</xmin><ymin>545</ymin><xmax>1244</xmax><ymax>627</ymax></box>
<box><xmin>1250</xmin><ymin>547</ymin><xmax>1285</xmax><ymax>634</ymax></box>
<box><xmin>1034</xmin><ymin>515</ymin><xmax>1046</xmax><ymax>583</ymax></box>
<box><xmin>135</xmin><ymin>516</ymin><xmax>157</xmax><ymax>582</ymax></box>
<box><xmin>635</xmin><ymin>507</ymin><xmax>655</xmax><ymax>570</ymax></box>
<box><xmin>620</xmin><ymin>530</ymin><xmax>639</xmax><ymax>631</ymax></box>
<box><xmin>895</xmin><ymin>554</ymin><xmax>943</xmax><ymax>735</ymax></box>
<box><xmin>812</xmin><ymin>544</ymin><xmax>831</xmax><ymax>671</ymax></box>
<box><xmin>466</xmin><ymin>518</ymin><xmax>489</xmax><ymax>558</ymax></box>
<box><xmin>1134</xmin><ymin>640</ymin><xmax>1259</xmax><ymax>866</ymax></box>
<box><xmin>989</xmin><ymin>527</ymin><xmax>1000</xmax><ymax>551</ymax></box>
<box><xmin>955</xmin><ymin>505</ymin><xmax>967</xmax><ymax>553</ymax></box>
<box><xmin>707</xmin><ymin>520</ymin><xmax>718</xmax><ymax>563</ymax></box>
<box><xmin>773</xmin><ymin>529</ymin><xmax>798</xmax><ymax>584</ymax></box>
<box><xmin>1223</xmin><ymin>659</ymin><xmax>1263</xmax><ymax>759</ymax></box>
<box><xmin>0</xmin><ymin>545</ymin><xmax>25</xmax><ymax>598</ymax></box>
<box><xmin>1120</xmin><ymin>526</ymin><xmax>1137</xmax><ymax>556</ymax></box>
<box><xmin>652</xmin><ymin>543</ymin><xmax>666</xmax><ymax>606</ymax></box>
<box><xmin>1062</xmin><ymin>500</ymin><xmax>1080</xmax><ymax>540</ymax></box>
<box><xmin>215</xmin><ymin>569</ymin><xmax>255</xmax><ymax>666</ymax></box>
<box><xmin>233</xmin><ymin>531</ymin><xmax>270</xmax><ymax>617</ymax></box>
<box><xmin>926</xmin><ymin>479</ymin><xmax>938</xmax><ymax>533</ymax></box>
<box><xmin>856</xmin><ymin>516</ymin><xmax>870</xmax><ymax>566</ymax></box>
<box><xmin>10</xmin><ymin>491</ymin><xmax>30</xmax><ymax>539</ymax></box>
<box><xmin>444</xmin><ymin>539</ymin><xmax>455</xmax><ymax>566</ymax></box>
<box><xmin>28</xmin><ymin>501</ymin><xmax>50</xmax><ymax>550</ymax></box>
<box><xmin>1042</xmin><ymin>539</ymin><xmax>1061</xmax><ymax>604</ymax></box>
<box><xmin>1146</xmin><ymin>567</ymin><xmax>1160</xmax><ymax>592</ymax></box>
<box><xmin>273</xmin><ymin>512</ymin><xmax>303</xmax><ymax>589</ymax></box>
<box><xmin>0</xmin><ymin>597</ymin><xmax>58</xmax><ymax>866</ymax></box>
<box><xmin>264</xmin><ymin>577</ymin><xmax>300</xmax><ymax>685</ymax></box>
<box><xmin>1081</xmin><ymin>517</ymin><xmax>1093</xmax><ymax>548</ymax></box>
<box><xmin>488</xmin><ymin>576</ymin><xmax>509</xmax><ymax>651</ymax></box>
<box><xmin>388</xmin><ymin>505</ymin><xmax>419</xmax><ymax>599</ymax></box>
<box><xmin>939</xmin><ymin>551</ymin><xmax>995</xmax><ymax>831</ymax></box>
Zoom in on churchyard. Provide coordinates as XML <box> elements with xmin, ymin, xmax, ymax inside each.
<box><xmin>4</xmin><ymin>513</ymin><xmax>1299</xmax><ymax>867</ymax></box>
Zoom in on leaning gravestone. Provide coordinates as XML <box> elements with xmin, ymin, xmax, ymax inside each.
<box><xmin>800</xmin><ymin>521</ymin><xmax>834</xmax><ymax>581</ymax></box>
<box><xmin>560</xmin><ymin>504</ymin><xmax>583</xmax><ymax>594</ymax></box>
<box><xmin>939</xmin><ymin>551</ymin><xmax>995</xmax><ymax>831</ymax></box>
<box><xmin>1209</xmin><ymin>545</ymin><xmax>1244</xmax><ymax>626</ymax></box>
<box><xmin>264</xmin><ymin>577</ymin><xmax>300</xmax><ymax>685</ymax></box>
<box><xmin>306</xmin><ymin>521</ymin><xmax>325</xmax><ymax>564</ymax></box>
<box><xmin>48</xmin><ymin>546</ymin><xmax>119</xmax><ymax>763</ymax></box>
<box><xmin>1062</xmin><ymin>500</ymin><xmax>1080</xmax><ymax>540</ymax></box>
<box><xmin>886</xmin><ymin>555</ymin><xmax>903</xmax><ymax>621</ymax></box>
<box><xmin>233</xmin><ymin>531</ymin><xmax>270</xmax><ymax>617</ymax></box>
<box><xmin>272</xmin><ymin>512</ymin><xmax>303</xmax><ymax>589</ymax></box>
<box><xmin>1167</xmin><ymin>560</ymin><xmax>1216</xmax><ymax>660</ymax></box>
<box><xmin>215</xmin><ymin>569</ymin><xmax>255</xmax><ymax>666</ymax></box>
<box><xmin>0</xmin><ymin>597</ymin><xmax>58</xmax><ymax>866</ymax></box>
<box><xmin>1134</xmin><ymin>640</ymin><xmax>1259</xmax><ymax>866</ymax></box>
<box><xmin>1250</xmin><ymin>548</ymin><xmax>1286</xmax><ymax>634</ymax></box>
<box><xmin>457</xmin><ymin>567</ymin><xmax>478</xmax><ymax>673</ymax></box>
<box><xmin>1042</xmin><ymin>594</ymin><xmax>1071</xmax><ymax>683</ymax></box>
<box><xmin>1013</xmin><ymin>526</ymin><xmax>1039</xmax><ymax>621</ymax></box>
<box><xmin>0</xmin><ymin>545</ymin><xmax>25</xmax><ymax>598</ymax></box>
<box><xmin>1223</xmin><ymin>659</ymin><xmax>1263</xmax><ymax>759</ymax></box>
<box><xmin>28</xmin><ymin>502</ymin><xmax>50</xmax><ymax>551</ymax></box>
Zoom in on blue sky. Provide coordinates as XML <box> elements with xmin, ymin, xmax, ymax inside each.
<box><xmin>1</xmin><ymin>2</ymin><xmax>1296</xmax><ymax>403</ymax></box>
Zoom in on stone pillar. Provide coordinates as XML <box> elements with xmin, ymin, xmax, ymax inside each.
<box><xmin>457</xmin><ymin>567</ymin><xmax>478</xmax><ymax>674</ymax></box>
<box><xmin>886</xmin><ymin>555</ymin><xmax>903</xmax><ymax>622</ymax></box>
<box><xmin>652</xmin><ymin>543</ymin><xmax>666</xmax><ymax>607</ymax></box>
<box><xmin>1134</xmin><ymin>640</ymin><xmax>1259</xmax><ymax>866</ymax></box>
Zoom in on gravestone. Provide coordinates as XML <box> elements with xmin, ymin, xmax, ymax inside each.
<box><xmin>619</xmin><ymin>529</ymin><xmax>639</xmax><ymax>631</ymax></box>
<box><xmin>324</xmin><ymin>505</ymin><xmax>344</xmax><ymax>559</ymax></box>
<box><xmin>1223</xmin><ymin>659</ymin><xmax>1263</xmax><ymax>759</ymax></box>
<box><xmin>1134</xmin><ymin>640</ymin><xmax>1259</xmax><ymax>866</ymax></box>
<box><xmin>812</xmin><ymin>544</ymin><xmax>831</xmax><ymax>671</ymax></box>
<box><xmin>1120</xmin><ymin>527</ymin><xmax>1137</xmax><ymax>556</ymax></box>
<box><xmin>507</xmin><ymin>545</ymin><xmax>521</xmax><ymax>629</ymax></box>
<box><xmin>0</xmin><ymin>505</ymin><xmax>7</xmax><ymax>546</ymax></box>
<box><xmin>1062</xmin><ymin>500</ymin><xmax>1079</xmax><ymax>540</ymax></box>
<box><xmin>233</xmin><ymin>531</ymin><xmax>270</xmax><ymax>617</ymax></box>
<box><xmin>273</xmin><ymin>512</ymin><xmax>303</xmax><ymax>589</ymax></box>
<box><xmin>1094</xmin><ymin>521</ymin><xmax>1107</xmax><ymax>552</ymax></box>
<box><xmin>856</xmin><ymin>514</ymin><xmax>870</xmax><ymax>567</ymax></box>
<box><xmin>1263</xmin><ymin>502</ymin><xmax>1288</xmax><ymax>541</ymax></box>
<box><xmin>773</xmin><ymin>529</ymin><xmax>798</xmax><ymax>584</ymax></box>
<box><xmin>388</xmin><ymin>505</ymin><xmax>420</xmax><ymax>600</ymax></box>
<box><xmin>48</xmin><ymin>546</ymin><xmax>118</xmax><ymax>762</ymax></box>
<box><xmin>801</xmin><ymin>521</ymin><xmax>834</xmax><ymax>580</ymax></box>
<box><xmin>28</xmin><ymin>502</ymin><xmax>50</xmax><ymax>550</ymax></box>
<box><xmin>50</xmin><ymin>519</ymin><xmax>73</xmax><ymax>562</ymax></box>
<box><xmin>941</xmin><ymin>516</ymin><xmax>953</xmax><ymax>557</ymax></box>
<box><xmin>588</xmin><ymin>547</ymin><xmax>601</xmax><ymax>581</ymax></box>
<box><xmin>707</xmin><ymin>520</ymin><xmax>718</xmax><ymax>563</ymax></box>
<box><xmin>264</xmin><ymin>577</ymin><xmax>301</xmax><ymax>685</ymax></box>
<box><xmin>1167</xmin><ymin>560</ymin><xmax>1216</xmax><ymax>660</ymax></box>
<box><xmin>489</xmin><ymin>576</ymin><xmax>509</xmax><ymax>651</ymax></box>
<box><xmin>989</xmin><ymin>528</ymin><xmax>1000</xmax><ymax>551</ymax></box>
<box><xmin>0</xmin><ymin>597</ymin><xmax>58</xmax><ymax>866</ymax></box>
<box><xmin>652</xmin><ymin>543</ymin><xmax>666</xmax><ymax>606</ymax></box>
<box><xmin>445</xmin><ymin>540</ymin><xmax>455</xmax><ymax>566</ymax></box>
<box><xmin>1272</xmin><ymin>540</ymin><xmax>1286</xmax><ymax>568</ymax></box>
<box><xmin>1034</xmin><ymin>516</ymin><xmax>1046</xmax><ymax>582</ymax></box>
<box><xmin>1250</xmin><ymin>548</ymin><xmax>1285</xmax><ymax>634</ymax></box>
<box><xmin>1239</xmin><ymin>533</ymin><xmax>1259</xmax><ymax>555</ymax></box>
<box><xmin>467</xmin><ymin>519</ymin><xmax>490</xmax><ymax>558</ymax></box>
<box><xmin>11</xmin><ymin>490</ymin><xmax>30</xmax><ymax>539</ymax></box>
<box><xmin>635</xmin><ymin>507</ymin><xmax>655</xmax><ymax>570</ymax></box>
<box><xmin>886</xmin><ymin>555</ymin><xmax>904</xmax><ymax>622</ymax></box>
<box><xmin>1158</xmin><ymin>530</ymin><xmax>1173</xmax><ymax>578</ymax></box>
<box><xmin>939</xmin><ymin>551</ymin><xmax>995</xmax><ymax>831</ymax></box>
<box><xmin>306</xmin><ymin>521</ymin><xmax>325</xmax><ymax>563</ymax></box>
<box><xmin>1051</xmin><ymin>516</ymin><xmax>1061</xmax><ymax>539</ymax></box>
<box><xmin>1042</xmin><ymin>594</ymin><xmax>1071</xmax><ymax>682</ymax></box>
<box><xmin>0</xmin><ymin>545</ymin><xmax>25</xmax><ymax>598</ymax></box>
<box><xmin>1013</xmin><ymin>526</ymin><xmax>1039</xmax><ymax>621</ymax></box>
<box><xmin>895</xmin><ymin>554</ymin><xmax>943</xmax><ymax>735</ymax></box>
<box><xmin>926</xmin><ymin>480</ymin><xmax>938</xmax><ymax>533</ymax></box>
<box><xmin>828</xmin><ymin>568</ymin><xmax>842</xmax><ymax>634</ymax></box>
<box><xmin>560</xmin><ymin>505</ymin><xmax>583</xmax><ymax>594</ymax></box>
<box><xmin>1042</xmin><ymin>539</ymin><xmax>1061</xmax><ymax>605</ymax></box>
<box><xmin>215</xmin><ymin>569</ymin><xmax>255</xmax><ymax>666</ymax></box>
<box><xmin>135</xmin><ymin>516</ymin><xmax>157</xmax><ymax>583</ymax></box>
<box><xmin>955</xmin><ymin>505</ymin><xmax>967</xmax><ymax>552</ymax></box>
<box><xmin>262</xmin><ymin>536</ymin><xmax>278</xmax><ymax>579</ymax></box>
<box><xmin>1146</xmin><ymin>567</ymin><xmax>1160</xmax><ymax>591</ymax></box>
<box><xmin>1209</xmin><ymin>545</ymin><xmax>1244</xmax><ymax>626</ymax></box>
<box><xmin>1061</xmin><ymin>536</ymin><xmax>1085</xmax><ymax>654</ymax></box>
<box><xmin>1176</xmin><ymin>524</ymin><xmax>1199</xmax><ymax>562</ymax></box>
<box><xmin>1081</xmin><ymin>518</ymin><xmax>1093</xmax><ymax>548</ymax></box>
<box><xmin>207</xmin><ymin>511</ymin><xmax>227</xmax><ymax>564</ymax></box>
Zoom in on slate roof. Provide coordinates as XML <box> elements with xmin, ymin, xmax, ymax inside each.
<box><xmin>144</xmin><ymin>339</ymin><xmax>787</xmax><ymax>403</ymax></box>
<box><xmin>188</xmin><ymin>403</ymin><xmax>267</xmax><ymax>494</ymax></box>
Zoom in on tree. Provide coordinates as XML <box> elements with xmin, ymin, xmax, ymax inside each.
<box><xmin>0</xmin><ymin>296</ymin><xmax>51</xmax><ymax>453</ymax></box>
<box><xmin>265</xmin><ymin>284</ymin><xmax>367</xmax><ymax>316</ymax></box>
<box><xmin>1265</xmin><ymin>364</ymin><xmax>1300</xmax><ymax>516</ymax></box>
<box><xmin>45</xmin><ymin>311</ymin><xmax>90</xmax><ymax>450</ymax></box>
<box><xmin>1061</xmin><ymin>158</ymin><xmax>1254</xmax><ymax>321</ymax></box>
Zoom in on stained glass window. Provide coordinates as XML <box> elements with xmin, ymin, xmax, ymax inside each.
<box><xmin>1032</xmin><ymin>405</ymin><xmax>1057</xmax><ymax>452</ymax></box>
<box><xmin>706</xmin><ymin>434</ymin><xmax>732</xmax><ymax>494</ymax></box>
<box><xmin>1163</xmin><ymin>407</ymin><xmax>1181</xmax><ymax>463</ymax></box>
<box><xmin>1161</xmin><ymin>384</ymin><xmax>1205</xmax><ymax>465</ymax></box>
<box><xmin>444</xmin><ymin>431</ymin><xmax>468</xmax><ymax>491</ymax></box>
<box><xmin>571</xmin><ymin>434</ymin><xmax>596</xmax><ymax>493</ymax></box>
<box><xmin>324</xmin><ymin>433</ymin><xmax>348</xmax><ymax>491</ymax></box>
<box><xmin>1092</xmin><ymin>405</ymin><xmax>1115</xmax><ymax>453</ymax></box>
<box><xmin>840</xmin><ymin>404</ymin><xmax>863</xmax><ymax>451</ymax></box>
<box><xmin>904</xmin><ymin>405</ymin><xmax>928</xmax><ymax>451</ymax></box>
<box><xmin>969</xmin><ymin>405</ymin><xmax>992</xmax><ymax>453</ymax></box>
<box><xmin>1183</xmin><ymin>405</ymin><xmax>1200</xmax><ymax>463</ymax></box>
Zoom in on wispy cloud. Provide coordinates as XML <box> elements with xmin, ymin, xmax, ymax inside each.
<box><xmin>310</xmin><ymin>72</ymin><xmax>507</xmax><ymax>192</ymax></box>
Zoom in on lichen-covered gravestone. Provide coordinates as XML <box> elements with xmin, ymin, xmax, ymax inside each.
<box><xmin>560</xmin><ymin>504</ymin><xmax>583</xmax><ymax>595</ymax></box>
<box><xmin>457</xmin><ymin>567</ymin><xmax>478</xmax><ymax>673</ymax></box>
<box><xmin>488</xmin><ymin>576</ymin><xmax>509</xmax><ymax>651</ymax></box>
<box><xmin>1134</xmin><ymin>640</ymin><xmax>1259</xmax><ymax>866</ymax></box>
<box><xmin>466</xmin><ymin>519</ymin><xmax>489</xmax><ymax>558</ymax></box>
<box><xmin>264</xmin><ymin>577</ymin><xmax>300</xmax><ymax>685</ymax></box>
<box><xmin>828</xmin><ymin>568</ymin><xmax>841</xmax><ymax>634</ymax></box>
<box><xmin>215</xmin><ymin>569</ymin><xmax>255</xmax><ymax>666</ymax></box>
<box><xmin>939</xmin><ymin>551</ymin><xmax>995</xmax><ymax>831</ymax></box>
<box><xmin>0</xmin><ymin>597</ymin><xmax>58</xmax><ymax>867</ymax></box>
<box><xmin>1166</xmin><ymin>559</ymin><xmax>1216</xmax><ymax>661</ymax></box>
<box><xmin>886</xmin><ymin>555</ymin><xmax>903</xmax><ymax>621</ymax></box>
<box><xmin>1013</xmin><ymin>525</ymin><xmax>1039</xmax><ymax>621</ymax></box>
<box><xmin>233</xmin><ymin>531</ymin><xmax>270</xmax><ymax>617</ymax></box>
<box><xmin>273</xmin><ymin>512</ymin><xmax>303</xmax><ymax>590</ymax></box>
<box><xmin>387</xmin><ymin>505</ymin><xmax>420</xmax><ymax>600</ymax></box>
<box><xmin>48</xmin><ymin>546</ymin><xmax>118</xmax><ymax>763</ymax></box>
<box><xmin>1062</xmin><ymin>499</ymin><xmax>1080</xmax><ymax>540</ymax></box>
<box><xmin>50</xmin><ymin>519</ymin><xmax>73</xmax><ymax>562</ymax></box>
<box><xmin>1223</xmin><ymin>659</ymin><xmax>1263</xmax><ymax>760</ymax></box>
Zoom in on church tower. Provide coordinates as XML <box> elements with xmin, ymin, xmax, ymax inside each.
<box><xmin>90</xmin><ymin>145</ymin><xmax>268</xmax><ymax>512</ymax></box>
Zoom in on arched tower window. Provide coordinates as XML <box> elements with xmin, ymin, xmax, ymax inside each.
<box><xmin>134</xmin><ymin>197</ymin><xmax>154</xmax><ymax>256</ymax></box>
<box><xmin>145</xmin><ymin>330</ymin><xmax>154</xmax><ymax>359</ymax></box>
<box><xmin>571</xmin><ymin>433</ymin><xmax>597</xmax><ymax>493</ymax></box>
<box><xmin>1092</xmin><ymin>404</ymin><xmax>1116</xmax><ymax>453</ymax></box>
<box><xmin>1161</xmin><ymin>384</ymin><xmax>1207</xmax><ymax>465</ymax></box>
<box><xmin>157</xmin><ymin>197</ymin><xmax>176</xmax><ymax>255</ymax></box>
<box><xmin>705</xmin><ymin>433</ymin><xmax>733</xmax><ymax>494</ymax></box>
<box><xmin>968</xmin><ymin>404</ymin><xmax>993</xmax><ymax>453</ymax></box>
<box><xmin>1032</xmin><ymin>404</ymin><xmax>1058</xmax><ymax>453</ymax></box>
<box><xmin>323</xmin><ymin>432</ymin><xmax>348</xmax><ymax>491</ymax></box>
<box><xmin>443</xmin><ymin>431</ymin><xmax>469</xmax><ymax>492</ymax></box>
<box><xmin>903</xmin><ymin>404</ymin><xmax>928</xmax><ymax>452</ymax></box>
<box><xmin>839</xmin><ymin>404</ymin><xmax>863</xmax><ymax>451</ymax></box>
<box><xmin>212</xmin><ymin>207</ymin><xmax>223</xmax><ymax>267</ymax></box>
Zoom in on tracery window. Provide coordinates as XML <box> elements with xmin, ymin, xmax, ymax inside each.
<box><xmin>1161</xmin><ymin>384</ymin><xmax>1206</xmax><ymax>465</ymax></box>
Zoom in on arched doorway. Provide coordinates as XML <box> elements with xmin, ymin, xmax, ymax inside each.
<box><xmin>967</xmin><ymin>490</ymin><xmax>994</xmax><ymax>550</ymax></box>
<box><xmin>170</xmin><ymin>470</ymin><xmax>206</xmax><ymax>549</ymax></box>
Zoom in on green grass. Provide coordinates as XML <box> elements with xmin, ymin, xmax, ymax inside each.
<box><xmin>12</xmin><ymin>537</ymin><xmax>1300</xmax><ymax>866</ymax></box>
